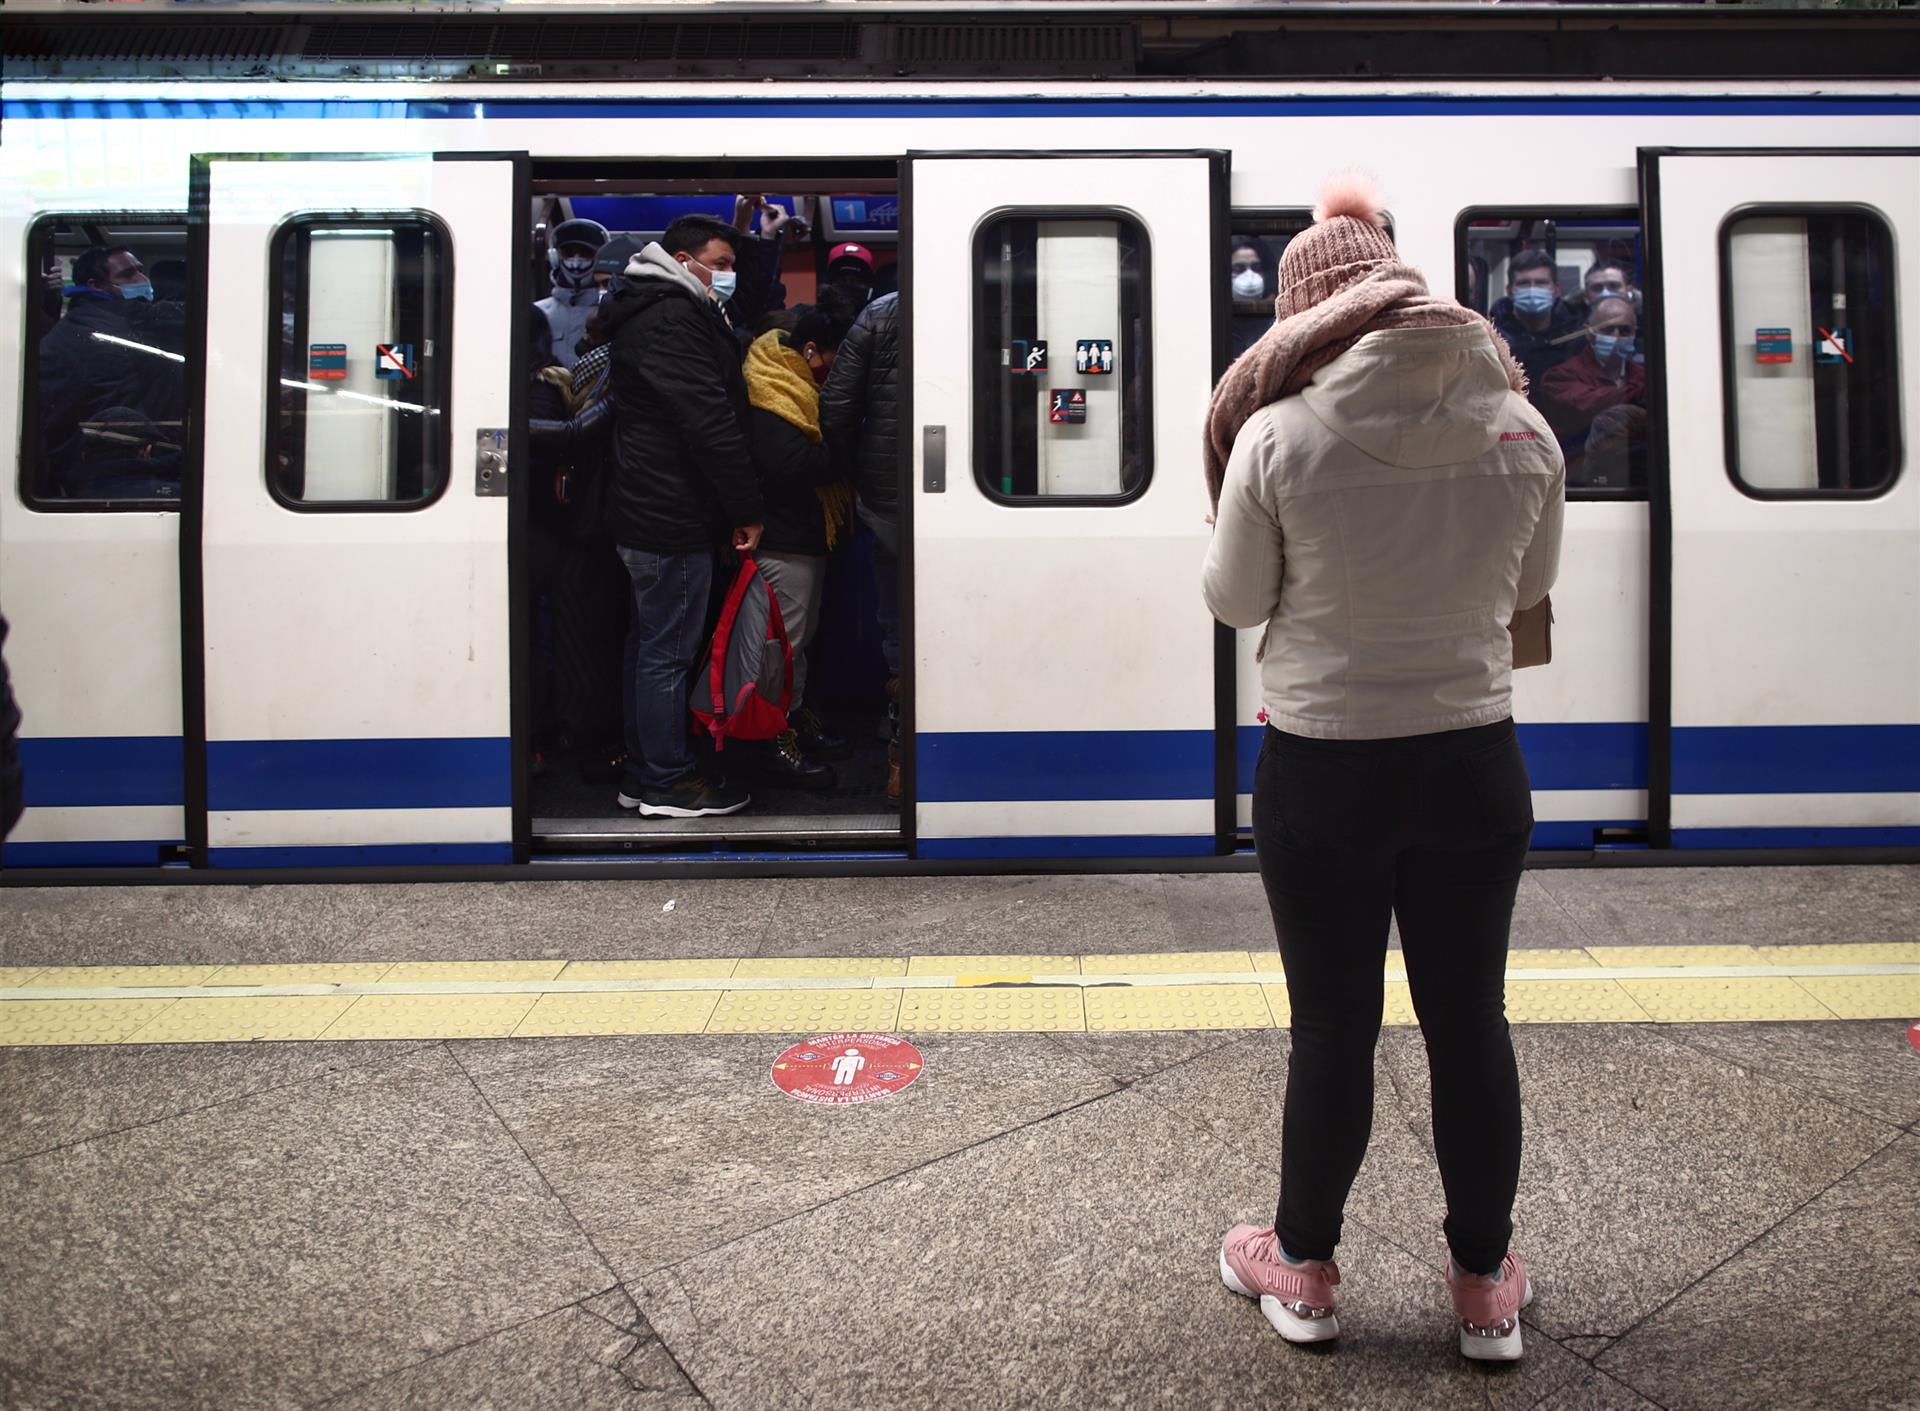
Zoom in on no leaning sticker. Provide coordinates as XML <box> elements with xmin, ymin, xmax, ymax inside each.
<box><xmin>771</xmin><ymin>1033</ymin><xmax>924</xmax><ymax>1105</ymax></box>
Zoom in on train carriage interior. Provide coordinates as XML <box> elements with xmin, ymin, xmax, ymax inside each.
<box><xmin>522</xmin><ymin>161</ymin><xmax>905</xmax><ymax>854</ymax></box>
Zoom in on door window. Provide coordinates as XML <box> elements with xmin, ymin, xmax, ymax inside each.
<box><xmin>1722</xmin><ymin>209</ymin><xmax>1900</xmax><ymax>497</ymax></box>
<box><xmin>268</xmin><ymin>213</ymin><xmax>451</xmax><ymax>508</ymax></box>
<box><xmin>973</xmin><ymin>211</ymin><xmax>1150</xmax><ymax>502</ymax></box>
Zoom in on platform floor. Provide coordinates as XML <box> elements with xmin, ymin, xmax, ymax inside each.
<box><xmin>3</xmin><ymin>865</ymin><xmax>1917</xmax><ymax>1410</ymax></box>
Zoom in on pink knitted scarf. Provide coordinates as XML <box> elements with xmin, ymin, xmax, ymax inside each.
<box><xmin>1203</xmin><ymin>262</ymin><xmax>1528</xmax><ymax>509</ymax></box>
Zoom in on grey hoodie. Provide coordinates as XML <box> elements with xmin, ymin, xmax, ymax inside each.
<box><xmin>625</xmin><ymin>242</ymin><xmax>715</xmax><ymax>304</ymax></box>
<box><xmin>1203</xmin><ymin>323</ymin><xmax>1564</xmax><ymax>740</ymax></box>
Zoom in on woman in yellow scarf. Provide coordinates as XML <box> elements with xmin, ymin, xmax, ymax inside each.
<box><xmin>742</xmin><ymin>295</ymin><xmax>862</xmax><ymax>788</ymax></box>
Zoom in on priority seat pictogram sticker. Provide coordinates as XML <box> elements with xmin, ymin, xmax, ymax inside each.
<box><xmin>375</xmin><ymin>343</ymin><xmax>416</xmax><ymax>380</ymax></box>
<box><xmin>771</xmin><ymin>1032</ymin><xmax>924</xmax><ymax>1105</ymax></box>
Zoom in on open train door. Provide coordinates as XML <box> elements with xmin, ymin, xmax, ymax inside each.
<box><xmin>185</xmin><ymin>153</ymin><xmax>529</xmax><ymax>867</ymax></box>
<box><xmin>902</xmin><ymin>151</ymin><xmax>1230</xmax><ymax>860</ymax></box>
<box><xmin>1641</xmin><ymin>148</ymin><xmax>1919</xmax><ymax>850</ymax></box>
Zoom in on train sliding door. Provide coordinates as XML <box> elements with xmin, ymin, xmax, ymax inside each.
<box><xmin>1642</xmin><ymin>148</ymin><xmax>1919</xmax><ymax>849</ymax></box>
<box><xmin>903</xmin><ymin>152</ymin><xmax>1229</xmax><ymax>860</ymax></box>
<box><xmin>188</xmin><ymin>153</ymin><xmax>528</xmax><ymax>867</ymax></box>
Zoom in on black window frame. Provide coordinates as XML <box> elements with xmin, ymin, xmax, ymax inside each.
<box><xmin>263</xmin><ymin>208</ymin><xmax>454</xmax><ymax>514</ymax></box>
<box><xmin>1717</xmin><ymin>202</ymin><xmax>1903</xmax><ymax>503</ymax></box>
<box><xmin>1455</xmin><ymin>204</ymin><xmax>1649</xmax><ymax>504</ymax></box>
<box><xmin>18</xmin><ymin>208</ymin><xmax>193</xmax><ymax>514</ymax></box>
<box><xmin>970</xmin><ymin>205</ymin><xmax>1153</xmax><ymax>508</ymax></box>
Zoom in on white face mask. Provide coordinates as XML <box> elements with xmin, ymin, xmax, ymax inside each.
<box><xmin>1232</xmin><ymin>269</ymin><xmax>1265</xmax><ymax>299</ymax></box>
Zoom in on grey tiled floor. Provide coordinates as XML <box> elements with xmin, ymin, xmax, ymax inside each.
<box><xmin>3</xmin><ymin>865</ymin><xmax>1918</xmax><ymax>1409</ymax></box>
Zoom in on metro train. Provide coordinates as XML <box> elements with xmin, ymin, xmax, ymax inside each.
<box><xmin>1</xmin><ymin>3</ymin><xmax>1916</xmax><ymax>877</ymax></box>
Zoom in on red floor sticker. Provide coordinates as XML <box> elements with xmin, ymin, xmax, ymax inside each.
<box><xmin>771</xmin><ymin>1033</ymin><xmax>924</xmax><ymax>1106</ymax></box>
<box><xmin>1908</xmin><ymin>1021</ymin><xmax>1919</xmax><ymax>1055</ymax></box>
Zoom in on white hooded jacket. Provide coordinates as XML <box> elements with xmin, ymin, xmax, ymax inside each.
<box><xmin>1203</xmin><ymin>323</ymin><xmax>1564</xmax><ymax>741</ymax></box>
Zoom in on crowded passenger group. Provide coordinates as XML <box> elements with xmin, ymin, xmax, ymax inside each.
<box><xmin>525</xmin><ymin>199</ymin><xmax>901</xmax><ymax>820</ymax></box>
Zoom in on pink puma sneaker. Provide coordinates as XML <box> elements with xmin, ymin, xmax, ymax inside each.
<box><xmin>1446</xmin><ymin>1251</ymin><xmax>1534</xmax><ymax>1361</ymax></box>
<box><xmin>1218</xmin><ymin>1224</ymin><xmax>1341</xmax><ymax>1343</ymax></box>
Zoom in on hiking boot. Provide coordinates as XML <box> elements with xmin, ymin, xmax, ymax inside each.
<box><xmin>1219</xmin><ymin>1224</ymin><xmax>1341</xmax><ymax>1344</ymax></box>
<box><xmin>617</xmin><ymin>776</ymin><xmax>750</xmax><ymax>818</ymax></box>
<box><xmin>1447</xmin><ymin>1252</ymin><xmax>1533</xmax><ymax>1362</ymax></box>
<box><xmin>763</xmin><ymin>729</ymin><xmax>836</xmax><ymax>791</ymax></box>
<box><xmin>792</xmin><ymin>706</ymin><xmax>852</xmax><ymax>762</ymax></box>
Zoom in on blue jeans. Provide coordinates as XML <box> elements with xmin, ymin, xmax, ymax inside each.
<box><xmin>617</xmin><ymin>546</ymin><xmax>712</xmax><ymax>793</ymax></box>
<box><xmin>860</xmin><ymin>502</ymin><xmax>902</xmax><ymax>678</ymax></box>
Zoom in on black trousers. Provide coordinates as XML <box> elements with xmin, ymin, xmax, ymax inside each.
<box><xmin>1252</xmin><ymin>718</ymin><xmax>1532</xmax><ymax>1275</ymax></box>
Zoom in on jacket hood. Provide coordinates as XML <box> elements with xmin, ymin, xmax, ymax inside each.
<box><xmin>598</xmin><ymin>242</ymin><xmax>715</xmax><ymax>337</ymax></box>
<box><xmin>1299</xmin><ymin>324</ymin><xmax>1513</xmax><ymax>469</ymax></box>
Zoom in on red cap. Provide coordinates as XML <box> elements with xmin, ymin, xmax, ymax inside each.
<box><xmin>828</xmin><ymin>242</ymin><xmax>876</xmax><ymax>273</ymax></box>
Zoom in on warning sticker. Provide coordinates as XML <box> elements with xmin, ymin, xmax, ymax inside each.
<box><xmin>770</xmin><ymin>1032</ymin><xmax>924</xmax><ymax>1106</ymax></box>
<box><xmin>1815</xmin><ymin>326</ymin><xmax>1853</xmax><ymax>366</ymax></box>
<box><xmin>1010</xmin><ymin>339</ymin><xmax>1048</xmax><ymax>375</ymax></box>
<box><xmin>1755</xmin><ymin>328</ymin><xmax>1794</xmax><ymax>365</ymax></box>
<box><xmin>1076</xmin><ymin>339</ymin><xmax>1114</xmax><ymax>375</ymax></box>
<box><xmin>374</xmin><ymin>343</ymin><xmax>415</xmax><ymax>380</ymax></box>
<box><xmin>1049</xmin><ymin>388</ymin><xmax>1087</xmax><ymax>424</ymax></box>
<box><xmin>308</xmin><ymin>343</ymin><xmax>348</xmax><ymax>381</ymax></box>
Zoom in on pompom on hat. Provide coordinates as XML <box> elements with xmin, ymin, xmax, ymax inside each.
<box><xmin>1274</xmin><ymin>172</ymin><xmax>1399</xmax><ymax>320</ymax></box>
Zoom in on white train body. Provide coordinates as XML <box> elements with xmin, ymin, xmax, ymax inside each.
<box><xmin>2</xmin><ymin>60</ymin><xmax>1915</xmax><ymax>873</ymax></box>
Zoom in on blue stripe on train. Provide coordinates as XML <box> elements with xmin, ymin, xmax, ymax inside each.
<box><xmin>918</xmin><ymin>835</ymin><xmax>1216</xmax><ymax>861</ymax></box>
<box><xmin>6</xmin><ymin>97</ymin><xmax>1919</xmax><ymax>122</ymax></box>
<box><xmin>17</xmin><ymin>736</ymin><xmax>184</xmax><ymax>807</ymax></box>
<box><xmin>919</xmin><ymin>731</ymin><xmax>1213</xmax><ymax>804</ymax></box>
<box><xmin>207</xmin><ymin>843</ymin><xmax>513</xmax><ymax>868</ymax></box>
<box><xmin>0</xmin><ymin>840</ymin><xmax>178</xmax><ymax>867</ymax></box>
<box><xmin>1672</xmin><ymin>725</ymin><xmax>1920</xmax><ymax>794</ymax></box>
<box><xmin>1236</xmin><ymin>722</ymin><xmax>1649</xmax><ymax>795</ymax></box>
<box><xmin>206</xmin><ymin>737</ymin><xmax>511</xmax><ymax>810</ymax></box>
<box><xmin>1674</xmin><ymin>827</ymin><xmax>1920</xmax><ymax>850</ymax></box>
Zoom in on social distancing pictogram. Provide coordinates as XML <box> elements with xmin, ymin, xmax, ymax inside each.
<box><xmin>770</xmin><ymin>1032</ymin><xmax>924</xmax><ymax>1105</ymax></box>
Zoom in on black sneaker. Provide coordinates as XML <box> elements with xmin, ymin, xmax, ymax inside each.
<box><xmin>619</xmin><ymin>776</ymin><xmax>751</xmax><ymax>818</ymax></box>
<box><xmin>762</xmin><ymin>728</ymin><xmax>836</xmax><ymax>792</ymax></box>
<box><xmin>793</xmin><ymin>706</ymin><xmax>852</xmax><ymax>762</ymax></box>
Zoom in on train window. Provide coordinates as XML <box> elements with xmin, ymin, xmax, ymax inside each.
<box><xmin>973</xmin><ymin>211</ymin><xmax>1150</xmax><ymax>503</ymax></box>
<box><xmin>1722</xmin><ymin>209</ymin><xmax>1900</xmax><ymax>497</ymax></box>
<box><xmin>268</xmin><ymin>213</ymin><xmax>450</xmax><ymax>509</ymax></box>
<box><xmin>20</xmin><ymin>214</ymin><xmax>191</xmax><ymax>510</ymax></box>
<box><xmin>1460</xmin><ymin>209</ymin><xmax>1647</xmax><ymax>496</ymax></box>
<box><xmin>1225</xmin><ymin>210</ymin><xmax>1395</xmax><ymax>362</ymax></box>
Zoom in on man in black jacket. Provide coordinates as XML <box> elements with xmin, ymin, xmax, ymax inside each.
<box><xmin>819</xmin><ymin>290</ymin><xmax>903</xmax><ymax>803</ymax></box>
<box><xmin>599</xmin><ymin>215</ymin><xmax>765</xmax><ymax>819</ymax></box>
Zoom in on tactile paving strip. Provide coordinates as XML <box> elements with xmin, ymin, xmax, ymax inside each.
<box><xmin>704</xmin><ymin>987</ymin><xmax>902</xmax><ymax>1033</ymax></box>
<box><xmin>559</xmin><ymin>959</ymin><xmax>739</xmax><ymax>981</ymax></box>
<box><xmin>1589</xmin><ymin>946</ymin><xmax>1761</xmax><ymax>969</ymax></box>
<box><xmin>733</xmin><ymin>958</ymin><xmax>907</xmax><ymax>979</ymax></box>
<box><xmin>1753</xmin><ymin>943</ymin><xmax>1920</xmax><ymax>968</ymax></box>
<box><xmin>1083</xmin><ymin>951</ymin><xmax>1254</xmax><ymax>975</ymax></box>
<box><xmin>1617</xmin><ymin>977</ymin><xmax>1838</xmax><ymax>1023</ymax></box>
<box><xmin>324</xmin><ymin>994</ymin><xmax>543</xmax><ymax>1040</ymax></box>
<box><xmin>125</xmin><ymin>996</ymin><xmax>357</xmax><ymax>1044</ymax></box>
<box><xmin>1505</xmin><ymin>979</ymin><xmax>1650</xmax><ymax>1024</ymax></box>
<box><xmin>905</xmin><ymin>955</ymin><xmax>1081</xmax><ymax>977</ymax></box>
<box><xmin>512</xmin><ymin>991</ymin><xmax>719</xmax><ymax>1037</ymax></box>
<box><xmin>897</xmin><ymin>987</ymin><xmax>1086</xmax><ymax>1033</ymax></box>
<box><xmin>0</xmin><ymin>968</ymin><xmax>46</xmax><ymax>988</ymax></box>
<box><xmin>381</xmin><ymin>961</ymin><xmax>567</xmax><ymax>984</ymax></box>
<box><xmin>0</xmin><ymin>998</ymin><xmax>178</xmax><ymax>1046</ymax></box>
<box><xmin>1790</xmin><ymin>974</ymin><xmax>1920</xmax><ymax>1020</ymax></box>
<box><xmin>24</xmin><ymin>965</ymin><xmax>219</xmax><ymax>989</ymax></box>
<box><xmin>202</xmin><ymin>963</ymin><xmax>395</xmax><ymax>987</ymax></box>
<box><xmin>1084</xmin><ymin>983</ymin><xmax>1274</xmax><ymax>1031</ymax></box>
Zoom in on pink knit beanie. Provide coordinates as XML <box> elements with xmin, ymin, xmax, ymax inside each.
<box><xmin>1273</xmin><ymin>173</ymin><xmax>1398</xmax><ymax>320</ymax></box>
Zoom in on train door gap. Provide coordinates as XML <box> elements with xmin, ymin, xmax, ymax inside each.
<box><xmin>520</xmin><ymin>159</ymin><xmax>905</xmax><ymax>856</ymax></box>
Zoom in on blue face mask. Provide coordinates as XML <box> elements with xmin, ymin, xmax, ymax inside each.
<box><xmin>1511</xmin><ymin>286</ymin><xmax>1555</xmax><ymax>317</ymax></box>
<box><xmin>119</xmin><ymin>280</ymin><xmax>155</xmax><ymax>301</ymax></box>
<box><xmin>1594</xmin><ymin>333</ymin><xmax>1635</xmax><ymax>363</ymax></box>
<box><xmin>708</xmin><ymin>269</ymin><xmax>738</xmax><ymax>302</ymax></box>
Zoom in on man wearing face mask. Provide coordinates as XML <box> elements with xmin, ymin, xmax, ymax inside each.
<box><xmin>1488</xmin><ymin>250</ymin><xmax>1584</xmax><ymax>385</ymax></box>
<box><xmin>1536</xmin><ymin>296</ymin><xmax>1648</xmax><ymax>487</ymax></box>
<box><xmin>535</xmin><ymin>217</ymin><xmax>610</xmax><ymax>366</ymax></box>
<box><xmin>36</xmin><ymin>244</ymin><xmax>187</xmax><ymax>499</ymax></box>
<box><xmin>597</xmin><ymin>214</ymin><xmax>764</xmax><ymax>819</ymax></box>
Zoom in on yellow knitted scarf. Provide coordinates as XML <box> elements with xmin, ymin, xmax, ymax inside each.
<box><xmin>743</xmin><ymin>329</ymin><xmax>854</xmax><ymax>549</ymax></box>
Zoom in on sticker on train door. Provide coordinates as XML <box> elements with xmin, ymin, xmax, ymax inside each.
<box><xmin>308</xmin><ymin>343</ymin><xmax>348</xmax><ymax>380</ymax></box>
<box><xmin>1755</xmin><ymin>328</ymin><xmax>1794</xmax><ymax>364</ymax></box>
<box><xmin>1076</xmin><ymin>339</ymin><xmax>1113</xmax><ymax>374</ymax></box>
<box><xmin>1815</xmin><ymin>327</ymin><xmax>1853</xmax><ymax>365</ymax></box>
<box><xmin>374</xmin><ymin>343</ymin><xmax>415</xmax><ymax>380</ymax></box>
<box><xmin>1049</xmin><ymin>388</ymin><xmax>1087</xmax><ymax>424</ymax></box>
<box><xmin>1010</xmin><ymin>339</ymin><xmax>1048</xmax><ymax>375</ymax></box>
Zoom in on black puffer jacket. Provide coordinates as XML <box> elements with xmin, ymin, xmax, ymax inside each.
<box><xmin>748</xmin><ymin>408</ymin><xmax>839</xmax><ymax>556</ymax></box>
<box><xmin>1</xmin><ymin>612</ymin><xmax>24</xmax><ymax>842</ymax></box>
<box><xmin>599</xmin><ymin>246</ymin><xmax>763</xmax><ymax>554</ymax></box>
<box><xmin>819</xmin><ymin>292</ymin><xmax>900</xmax><ymax>519</ymax></box>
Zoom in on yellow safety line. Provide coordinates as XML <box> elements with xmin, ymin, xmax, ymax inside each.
<box><xmin>1</xmin><ymin>950</ymin><xmax>1916</xmax><ymax>1045</ymax></box>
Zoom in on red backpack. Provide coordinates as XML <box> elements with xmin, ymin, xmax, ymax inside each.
<box><xmin>693</xmin><ymin>554</ymin><xmax>793</xmax><ymax>749</ymax></box>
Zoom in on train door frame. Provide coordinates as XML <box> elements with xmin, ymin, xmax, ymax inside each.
<box><xmin>1639</xmin><ymin>145</ymin><xmax>1920</xmax><ymax>853</ymax></box>
<box><xmin>897</xmin><ymin>149</ymin><xmax>1232</xmax><ymax>862</ymax></box>
<box><xmin>181</xmin><ymin>150</ymin><xmax>531</xmax><ymax>867</ymax></box>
